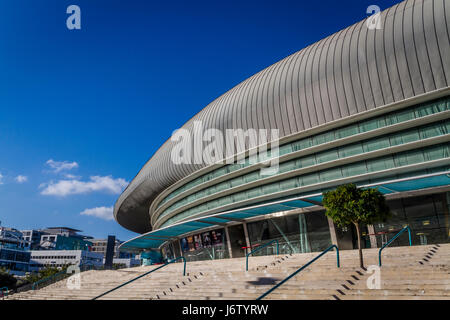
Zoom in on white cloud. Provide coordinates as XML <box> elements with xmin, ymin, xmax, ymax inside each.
<box><xmin>15</xmin><ymin>175</ymin><xmax>28</xmax><ymax>183</ymax></box>
<box><xmin>46</xmin><ymin>159</ymin><xmax>79</xmax><ymax>173</ymax></box>
<box><xmin>80</xmin><ymin>206</ymin><xmax>114</xmax><ymax>221</ymax></box>
<box><xmin>0</xmin><ymin>173</ymin><xmax>3</xmax><ymax>185</ymax></box>
<box><xmin>40</xmin><ymin>175</ymin><xmax>128</xmax><ymax>196</ymax></box>
<box><xmin>63</xmin><ymin>173</ymin><xmax>80</xmax><ymax>179</ymax></box>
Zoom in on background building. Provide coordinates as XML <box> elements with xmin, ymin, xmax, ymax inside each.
<box><xmin>21</xmin><ymin>229</ymin><xmax>48</xmax><ymax>250</ymax></box>
<box><xmin>21</xmin><ymin>227</ymin><xmax>93</xmax><ymax>251</ymax></box>
<box><xmin>90</xmin><ymin>238</ymin><xmax>133</xmax><ymax>259</ymax></box>
<box><xmin>113</xmin><ymin>0</ymin><xmax>450</xmax><ymax>261</ymax></box>
<box><xmin>0</xmin><ymin>226</ymin><xmax>31</xmax><ymax>275</ymax></box>
<box><xmin>2</xmin><ymin>224</ymin><xmax>139</xmax><ymax>272</ymax></box>
<box><xmin>29</xmin><ymin>250</ymin><xmax>103</xmax><ymax>272</ymax></box>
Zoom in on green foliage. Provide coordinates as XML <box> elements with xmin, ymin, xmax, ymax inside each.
<box><xmin>322</xmin><ymin>184</ymin><xmax>391</xmax><ymax>227</ymax></box>
<box><xmin>25</xmin><ymin>266</ymin><xmax>67</xmax><ymax>284</ymax></box>
<box><xmin>0</xmin><ymin>268</ymin><xmax>17</xmax><ymax>289</ymax></box>
<box><xmin>112</xmin><ymin>263</ymin><xmax>125</xmax><ymax>270</ymax></box>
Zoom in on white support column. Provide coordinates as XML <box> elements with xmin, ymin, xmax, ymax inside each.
<box><xmin>327</xmin><ymin>217</ymin><xmax>338</xmax><ymax>247</ymax></box>
<box><xmin>243</xmin><ymin>222</ymin><xmax>251</xmax><ymax>255</ymax></box>
<box><xmin>224</xmin><ymin>226</ymin><xmax>233</xmax><ymax>259</ymax></box>
<box><xmin>178</xmin><ymin>238</ymin><xmax>183</xmax><ymax>258</ymax></box>
<box><xmin>367</xmin><ymin>225</ymin><xmax>378</xmax><ymax>248</ymax></box>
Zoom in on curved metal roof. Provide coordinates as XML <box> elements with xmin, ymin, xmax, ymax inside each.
<box><xmin>115</xmin><ymin>0</ymin><xmax>450</xmax><ymax>234</ymax></box>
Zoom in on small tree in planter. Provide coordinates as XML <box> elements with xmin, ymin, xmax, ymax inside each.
<box><xmin>322</xmin><ymin>184</ymin><xmax>391</xmax><ymax>268</ymax></box>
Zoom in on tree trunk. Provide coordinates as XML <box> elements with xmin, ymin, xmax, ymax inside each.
<box><xmin>354</xmin><ymin>222</ymin><xmax>364</xmax><ymax>269</ymax></box>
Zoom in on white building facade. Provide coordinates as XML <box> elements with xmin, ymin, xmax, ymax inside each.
<box><xmin>29</xmin><ymin>250</ymin><xmax>103</xmax><ymax>271</ymax></box>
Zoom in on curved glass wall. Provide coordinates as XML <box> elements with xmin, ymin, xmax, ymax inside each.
<box><xmin>167</xmin><ymin>190</ymin><xmax>450</xmax><ymax>262</ymax></box>
<box><xmin>156</xmin><ymin>96</ymin><xmax>449</xmax><ymax>210</ymax></box>
<box><xmin>158</xmin><ymin>143</ymin><xmax>450</xmax><ymax>228</ymax></box>
<box><xmin>246</xmin><ymin>211</ymin><xmax>332</xmax><ymax>255</ymax></box>
<box><xmin>364</xmin><ymin>191</ymin><xmax>450</xmax><ymax>247</ymax></box>
<box><xmin>155</xmin><ymin>120</ymin><xmax>450</xmax><ymax>223</ymax></box>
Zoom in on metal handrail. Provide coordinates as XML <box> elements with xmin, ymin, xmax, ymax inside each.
<box><xmin>32</xmin><ymin>269</ymin><xmax>68</xmax><ymax>290</ymax></box>
<box><xmin>378</xmin><ymin>226</ymin><xmax>412</xmax><ymax>267</ymax></box>
<box><xmin>256</xmin><ymin>244</ymin><xmax>340</xmax><ymax>300</ymax></box>
<box><xmin>32</xmin><ymin>262</ymin><xmax>100</xmax><ymax>290</ymax></box>
<box><xmin>246</xmin><ymin>240</ymin><xmax>279</xmax><ymax>271</ymax></box>
<box><xmin>92</xmin><ymin>256</ymin><xmax>186</xmax><ymax>300</ymax></box>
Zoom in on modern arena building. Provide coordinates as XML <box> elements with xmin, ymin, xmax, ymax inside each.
<box><xmin>115</xmin><ymin>0</ymin><xmax>450</xmax><ymax>263</ymax></box>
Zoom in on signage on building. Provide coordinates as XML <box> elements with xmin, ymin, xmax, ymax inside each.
<box><xmin>180</xmin><ymin>229</ymin><xmax>224</xmax><ymax>252</ymax></box>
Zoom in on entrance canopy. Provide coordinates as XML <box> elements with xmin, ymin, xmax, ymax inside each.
<box><xmin>119</xmin><ymin>171</ymin><xmax>450</xmax><ymax>252</ymax></box>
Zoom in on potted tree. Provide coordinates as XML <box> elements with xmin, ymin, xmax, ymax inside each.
<box><xmin>323</xmin><ymin>183</ymin><xmax>391</xmax><ymax>268</ymax></box>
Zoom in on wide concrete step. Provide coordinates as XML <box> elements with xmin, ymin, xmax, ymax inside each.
<box><xmin>8</xmin><ymin>244</ymin><xmax>450</xmax><ymax>300</ymax></box>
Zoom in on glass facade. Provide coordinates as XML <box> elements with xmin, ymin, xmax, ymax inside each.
<box><xmin>160</xmin><ymin>147</ymin><xmax>449</xmax><ymax>228</ymax></box>
<box><xmin>156</xmin><ymin>96</ymin><xmax>449</xmax><ymax>211</ymax></box>
<box><xmin>0</xmin><ymin>228</ymin><xmax>31</xmax><ymax>273</ymax></box>
<box><xmin>169</xmin><ymin>190</ymin><xmax>449</xmax><ymax>262</ymax></box>
<box><xmin>0</xmin><ymin>248</ymin><xmax>31</xmax><ymax>272</ymax></box>
<box><xmin>154</xmin><ymin>96</ymin><xmax>450</xmax><ymax>228</ymax></box>
<box><xmin>370</xmin><ymin>191</ymin><xmax>450</xmax><ymax>247</ymax></box>
<box><xmin>246</xmin><ymin>212</ymin><xmax>332</xmax><ymax>255</ymax></box>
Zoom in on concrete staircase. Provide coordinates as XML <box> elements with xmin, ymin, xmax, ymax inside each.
<box><xmin>6</xmin><ymin>244</ymin><xmax>450</xmax><ymax>300</ymax></box>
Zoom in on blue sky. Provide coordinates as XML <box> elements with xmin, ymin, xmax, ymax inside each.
<box><xmin>0</xmin><ymin>0</ymin><xmax>400</xmax><ymax>241</ymax></box>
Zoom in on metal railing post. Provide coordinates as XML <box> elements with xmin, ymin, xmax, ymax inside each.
<box><xmin>31</xmin><ymin>261</ymin><xmax>106</xmax><ymax>291</ymax></box>
<box><xmin>172</xmin><ymin>256</ymin><xmax>186</xmax><ymax>276</ymax></box>
<box><xmin>246</xmin><ymin>239</ymin><xmax>279</xmax><ymax>271</ymax></box>
<box><xmin>92</xmin><ymin>256</ymin><xmax>186</xmax><ymax>300</ymax></box>
<box><xmin>32</xmin><ymin>269</ymin><xmax>67</xmax><ymax>290</ymax></box>
<box><xmin>378</xmin><ymin>226</ymin><xmax>412</xmax><ymax>267</ymax></box>
<box><xmin>336</xmin><ymin>246</ymin><xmax>340</xmax><ymax>268</ymax></box>
<box><xmin>256</xmin><ymin>244</ymin><xmax>340</xmax><ymax>300</ymax></box>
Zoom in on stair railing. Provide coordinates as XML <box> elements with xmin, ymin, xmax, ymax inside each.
<box><xmin>246</xmin><ymin>239</ymin><xmax>279</xmax><ymax>271</ymax></box>
<box><xmin>256</xmin><ymin>244</ymin><xmax>340</xmax><ymax>300</ymax></box>
<box><xmin>32</xmin><ymin>269</ymin><xmax>69</xmax><ymax>290</ymax></box>
<box><xmin>92</xmin><ymin>256</ymin><xmax>186</xmax><ymax>300</ymax></box>
<box><xmin>32</xmin><ymin>261</ymin><xmax>103</xmax><ymax>291</ymax></box>
<box><xmin>378</xmin><ymin>226</ymin><xmax>412</xmax><ymax>267</ymax></box>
